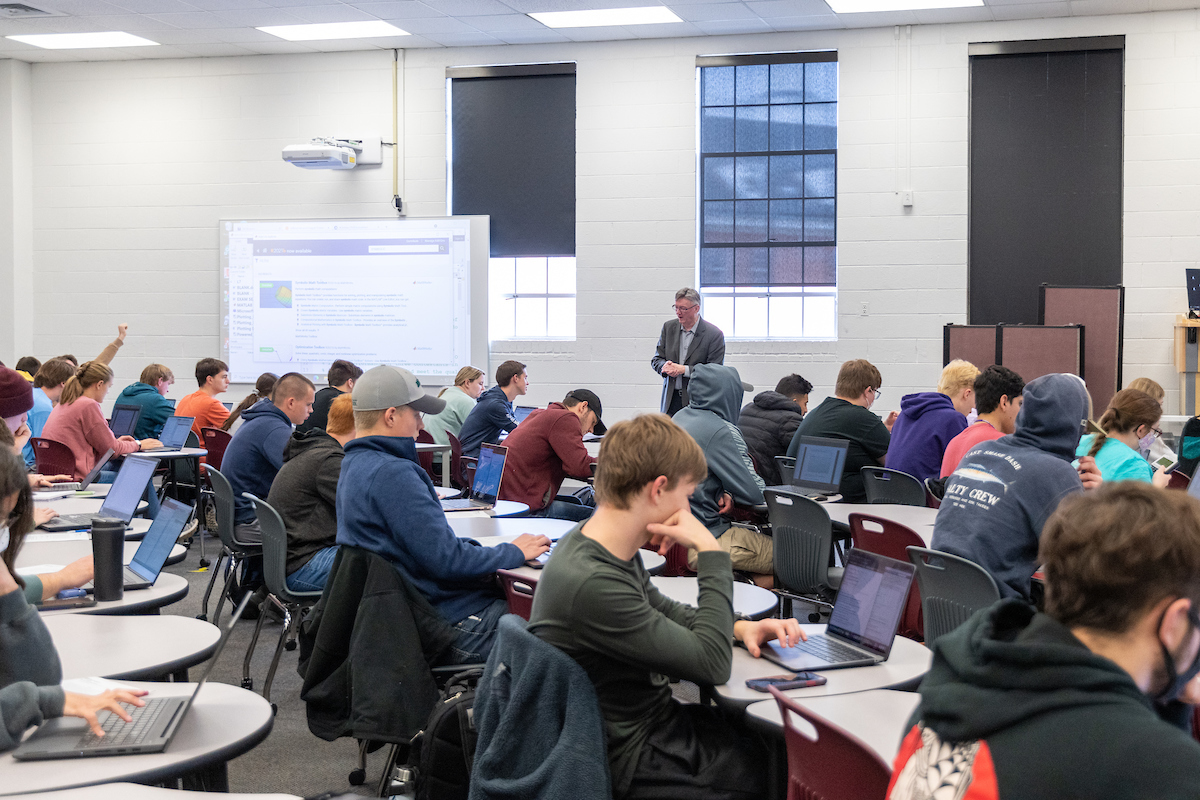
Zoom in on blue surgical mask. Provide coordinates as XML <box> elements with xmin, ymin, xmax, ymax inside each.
<box><xmin>1139</xmin><ymin>432</ymin><xmax>1157</xmax><ymax>453</ymax></box>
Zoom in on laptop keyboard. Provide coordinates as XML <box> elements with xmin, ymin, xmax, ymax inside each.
<box><xmin>46</xmin><ymin>513</ymin><xmax>95</xmax><ymax>528</ymax></box>
<box><xmin>77</xmin><ymin>698</ymin><xmax>171</xmax><ymax>748</ymax></box>
<box><xmin>441</xmin><ymin>499</ymin><xmax>482</xmax><ymax>510</ymax></box>
<box><xmin>792</xmin><ymin>635</ymin><xmax>866</xmax><ymax>662</ymax></box>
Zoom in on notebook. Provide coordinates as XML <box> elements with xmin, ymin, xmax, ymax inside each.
<box><xmin>139</xmin><ymin>415</ymin><xmax>193</xmax><ymax>452</ymax></box>
<box><xmin>442</xmin><ymin>443</ymin><xmax>508</xmax><ymax>513</ymax></box>
<box><xmin>766</xmin><ymin>436</ymin><xmax>850</xmax><ymax>498</ymax></box>
<box><xmin>32</xmin><ymin>449</ymin><xmax>114</xmax><ymax>495</ymax></box>
<box><xmin>762</xmin><ymin>549</ymin><xmax>915</xmax><ymax>672</ymax></box>
<box><xmin>38</xmin><ymin>456</ymin><xmax>157</xmax><ymax>532</ymax></box>
<box><xmin>12</xmin><ymin>595</ymin><xmax>251</xmax><ymax>761</ymax></box>
<box><xmin>108</xmin><ymin>405</ymin><xmax>142</xmax><ymax>438</ymax></box>
<box><xmin>82</xmin><ymin>498</ymin><xmax>190</xmax><ymax>592</ymax></box>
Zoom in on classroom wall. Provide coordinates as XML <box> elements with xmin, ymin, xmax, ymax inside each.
<box><xmin>4</xmin><ymin>9</ymin><xmax>1195</xmax><ymax>417</ymax></box>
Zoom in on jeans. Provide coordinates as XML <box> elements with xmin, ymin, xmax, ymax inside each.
<box><xmin>98</xmin><ymin>467</ymin><xmax>161</xmax><ymax>518</ymax></box>
<box><xmin>535</xmin><ymin>500</ymin><xmax>594</xmax><ymax>523</ymax></box>
<box><xmin>286</xmin><ymin>545</ymin><xmax>338</xmax><ymax>593</ymax></box>
<box><xmin>441</xmin><ymin>597</ymin><xmax>509</xmax><ymax>665</ymax></box>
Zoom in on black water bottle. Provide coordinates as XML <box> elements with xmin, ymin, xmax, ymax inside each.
<box><xmin>90</xmin><ymin>518</ymin><xmax>125</xmax><ymax>603</ymax></box>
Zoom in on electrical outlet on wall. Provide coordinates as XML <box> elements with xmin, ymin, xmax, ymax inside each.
<box><xmin>901</xmin><ymin>190</ymin><xmax>913</xmax><ymax>207</ymax></box>
<box><xmin>860</xmin><ymin>302</ymin><xmax>869</xmax><ymax>316</ymax></box>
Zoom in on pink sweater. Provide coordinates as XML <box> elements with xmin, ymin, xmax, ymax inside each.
<box><xmin>41</xmin><ymin>397</ymin><xmax>139</xmax><ymax>479</ymax></box>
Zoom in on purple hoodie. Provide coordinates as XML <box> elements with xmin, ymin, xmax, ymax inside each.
<box><xmin>886</xmin><ymin>392</ymin><xmax>968</xmax><ymax>482</ymax></box>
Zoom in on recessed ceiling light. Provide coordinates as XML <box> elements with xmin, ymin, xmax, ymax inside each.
<box><xmin>825</xmin><ymin>0</ymin><xmax>982</xmax><ymax>10</ymax></box>
<box><xmin>257</xmin><ymin>21</ymin><xmax>409</xmax><ymax>42</ymax></box>
<box><xmin>6</xmin><ymin>31</ymin><xmax>158</xmax><ymax>49</ymax></box>
<box><xmin>528</xmin><ymin>6</ymin><xmax>683</xmax><ymax>28</ymax></box>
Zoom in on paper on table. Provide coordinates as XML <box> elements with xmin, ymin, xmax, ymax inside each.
<box><xmin>61</xmin><ymin>677</ymin><xmax>139</xmax><ymax>695</ymax></box>
<box><xmin>31</xmin><ymin>490</ymin><xmax>74</xmax><ymax>501</ymax></box>
<box><xmin>14</xmin><ymin>564</ymin><xmax>64</xmax><ymax>576</ymax></box>
<box><xmin>25</xmin><ymin>532</ymin><xmax>90</xmax><ymax>542</ymax></box>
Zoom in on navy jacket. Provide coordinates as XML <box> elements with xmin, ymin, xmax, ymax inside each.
<box><xmin>457</xmin><ymin>385</ymin><xmax>519</xmax><ymax>459</ymax></box>
<box><xmin>222</xmin><ymin>399</ymin><xmax>293</xmax><ymax>524</ymax></box>
<box><xmin>335</xmin><ymin>435</ymin><xmax>525</xmax><ymax>623</ymax></box>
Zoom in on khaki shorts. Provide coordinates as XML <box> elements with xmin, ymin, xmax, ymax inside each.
<box><xmin>687</xmin><ymin>526</ymin><xmax>774</xmax><ymax>576</ymax></box>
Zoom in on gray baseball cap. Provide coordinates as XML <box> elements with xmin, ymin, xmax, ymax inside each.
<box><xmin>352</xmin><ymin>365</ymin><xmax>446</xmax><ymax>416</ymax></box>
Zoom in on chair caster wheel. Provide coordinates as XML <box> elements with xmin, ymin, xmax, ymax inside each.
<box><xmin>270</xmin><ymin>703</ymin><xmax>277</xmax><ymax>715</ymax></box>
<box><xmin>199</xmin><ymin>558</ymin><xmax>210</xmax><ymax>568</ymax></box>
<box><xmin>349</xmin><ymin>768</ymin><xmax>366</xmax><ymax>785</ymax></box>
<box><xmin>808</xmin><ymin>612</ymin><xmax>821</xmax><ymax>623</ymax></box>
<box><xmin>285</xmin><ymin>640</ymin><xmax>297</xmax><ymax>652</ymax></box>
<box><xmin>241</xmin><ymin>679</ymin><xmax>253</xmax><ymax>690</ymax></box>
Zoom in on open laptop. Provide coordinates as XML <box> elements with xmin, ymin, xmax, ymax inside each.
<box><xmin>81</xmin><ymin>498</ymin><xmax>190</xmax><ymax>592</ymax></box>
<box><xmin>513</xmin><ymin>405</ymin><xmax>536</xmax><ymax>424</ymax></box>
<box><xmin>442</xmin><ymin>443</ymin><xmax>508</xmax><ymax>512</ymax></box>
<box><xmin>1189</xmin><ymin>268</ymin><xmax>1200</xmax><ymax>313</ymax></box>
<box><xmin>33</xmin><ymin>449</ymin><xmax>114</xmax><ymax>495</ymax></box>
<box><xmin>108</xmin><ymin>405</ymin><xmax>142</xmax><ymax>438</ymax></box>
<box><xmin>766</xmin><ymin>436</ymin><xmax>850</xmax><ymax>498</ymax></box>
<box><xmin>139</xmin><ymin>415</ymin><xmax>193</xmax><ymax>452</ymax></box>
<box><xmin>13</xmin><ymin>595</ymin><xmax>252</xmax><ymax>761</ymax></box>
<box><xmin>38</xmin><ymin>456</ymin><xmax>157</xmax><ymax>532</ymax></box>
<box><xmin>762</xmin><ymin>549</ymin><xmax>916</xmax><ymax>672</ymax></box>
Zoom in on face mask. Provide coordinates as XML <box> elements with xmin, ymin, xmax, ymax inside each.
<box><xmin>1154</xmin><ymin>607</ymin><xmax>1200</xmax><ymax>705</ymax></box>
<box><xmin>1139</xmin><ymin>431</ymin><xmax>1157</xmax><ymax>452</ymax></box>
<box><xmin>0</xmin><ymin>523</ymin><xmax>8</xmax><ymax>555</ymax></box>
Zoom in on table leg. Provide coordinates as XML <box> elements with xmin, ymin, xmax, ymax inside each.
<box><xmin>181</xmin><ymin>760</ymin><xmax>229</xmax><ymax>792</ymax></box>
<box><xmin>442</xmin><ymin>450</ymin><xmax>450</xmax><ymax>488</ymax></box>
<box><xmin>170</xmin><ymin>667</ymin><xmax>189</xmax><ymax>682</ymax></box>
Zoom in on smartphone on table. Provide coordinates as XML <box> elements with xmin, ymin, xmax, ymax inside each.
<box><xmin>745</xmin><ymin>673</ymin><xmax>827</xmax><ymax>692</ymax></box>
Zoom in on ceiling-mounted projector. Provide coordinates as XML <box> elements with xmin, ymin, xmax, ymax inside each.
<box><xmin>282</xmin><ymin>138</ymin><xmax>357</xmax><ymax>170</ymax></box>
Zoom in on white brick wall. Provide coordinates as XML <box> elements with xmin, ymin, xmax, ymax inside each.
<box><xmin>2</xmin><ymin>9</ymin><xmax>1196</xmax><ymax>417</ymax></box>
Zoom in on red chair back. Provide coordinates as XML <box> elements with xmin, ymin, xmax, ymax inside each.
<box><xmin>768</xmin><ymin>685</ymin><xmax>893</xmax><ymax>800</ymax></box>
<box><xmin>1168</xmin><ymin>470</ymin><xmax>1192</xmax><ymax>491</ymax></box>
<box><xmin>30</xmin><ymin>438</ymin><xmax>77</xmax><ymax>477</ymax></box>
<box><xmin>497</xmin><ymin>569</ymin><xmax>537</xmax><ymax>620</ymax></box>
<box><xmin>642</xmin><ymin>542</ymin><xmax>695</xmax><ymax>577</ymax></box>
<box><xmin>849</xmin><ymin>513</ymin><xmax>925</xmax><ymax>641</ymax></box>
<box><xmin>415</xmin><ymin>429</ymin><xmax>437</xmax><ymax>483</ymax></box>
<box><xmin>200</xmin><ymin>426</ymin><xmax>233</xmax><ymax>470</ymax></box>
<box><xmin>447</xmin><ymin>431</ymin><xmax>468</xmax><ymax>490</ymax></box>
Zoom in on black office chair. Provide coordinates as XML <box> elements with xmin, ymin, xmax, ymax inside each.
<box><xmin>765</xmin><ymin>489</ymin><xmax>842</xmax><ymax>622</ymax></box>
<box><xmin>906</xmin><ymin>546</ymin><xmax>1001</xmax><ymax>643</ymax></box>
<box><xmin>196</xmin><ymin>464</ymin><xmax>262</xmax><ymax>624</ymax></box>
<box><xmin>861</xmin><ymin>467</ymin><xmax>927</xmax><ymax>506</ymax></box>
<box><xmin>774</xmin><ymin>455</ymin><xmax>796</xmax><ymax>484</ymax></box>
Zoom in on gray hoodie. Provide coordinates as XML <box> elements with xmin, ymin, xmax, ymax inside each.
<box><xmin>672</xmin><ymin>364</ymin><xmax>766</xmax><ymax>536</ymax></box>
<box><xmin>931</xmin><ymin>373</ymin><xmax>1088</xmax><ymax>600</ymax></box>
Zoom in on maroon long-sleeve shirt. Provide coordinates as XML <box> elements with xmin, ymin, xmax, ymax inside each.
<box><xmin>498</xmin><ymin>403</ymin><xmax>596</xmax><ymax>511</ymax></box>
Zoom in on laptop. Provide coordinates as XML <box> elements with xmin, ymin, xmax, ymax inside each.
<box><xmin>139</xmin><ymin>415</ymin><xmax>193</xmax><ymax>453</ymax></box>
<box><xmin>81</xmin><ymin>498</ymin><xmax>190</xmax><ymax>592</ymax></box>
<box><xmin>38</xmin><ymin>456</ymin><xmax>157</xmax><ymax>532</ymax></box>
<box><xmin>513</xmin><ymin>405</ymin><xmax>536</xmax><ymax>424</ymax></box>
<box><xmin>766</xmin><ymin>436</ymin><xmax>850</xmax><ymax>498</ymax></box>
<box><xmin>13</xmin><ymin>595</ymin><xmax>252</xmax><ymax>761</ymax></box>
<box><xmin>1189</xmin><ymin>268</ymin><xmax>1200</xmax><ymax>312</ymax></box>
<box><xmin>762</xmin><ymin>549</ymin><xmax>916</xmax><ymax>672</ymax></box>
<box><xmin>33</xmin><ymin>449</ymin><xmax>114</xmax><ymax>495</ymax></box>
<box><xmin>108</xmin><ymin>405</ymin><xmax>142</xmax><ymax>438</ymax></box>
<box><xmin>221</xmin><ymin>401</ymin><xmax>233</xmax><ymax>411</ymax></box>
<box><xmin>441</xmin><ymin>443</ymin><xmax>508</xmax><ymax>512</ymax></box>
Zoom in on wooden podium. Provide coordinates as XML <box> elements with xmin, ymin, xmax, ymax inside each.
<box><xmin>1174</xmin><ymin>315</ymin><xmax>1200</xmax><ymax>415</ymax></box>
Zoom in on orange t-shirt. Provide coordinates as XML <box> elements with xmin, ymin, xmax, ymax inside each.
<box><xmin>176</xmin><ymin>391</ymin><xmax>230</xmax><ymax>437</ymax></box>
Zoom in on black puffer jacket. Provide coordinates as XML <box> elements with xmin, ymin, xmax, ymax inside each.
<box><xmin>737</xmin><ymin>391</ymin><xmax>804</xmax><ymax>485</ymax></box>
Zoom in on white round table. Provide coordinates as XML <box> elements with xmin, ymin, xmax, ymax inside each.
<box><xmin>449</xmin><ymin>516</ymin><xmax>577</xmax><ymax>541</ymax></box>
<box><xmin>745</xmin><ymin>689</ymin><xmax>919</xmax><ymax>765</ymax></box>
<box><xmin>650</xmin><ymin>576</ymin><xmax>779</xmax><ymax>619</ymax></box>
<box><xmin>33</xmin><ymin>573</ymin><xmax>189</xmax><ymax>617</ymax></box>
<box><xmin>825</xmin><ymin>503</ymin><xmax>936</xmax><ymax>545</ymax></box>
<box><xmin>46</xmin><ymin>615</ymin><xmax>221</xmax><ymax>681</ymax></box>
<box><xmin>17</xmin><ymin>538</ymin><xmax>186</xmax><ymax>570</ymax></box>
<box><xmin>33</xmin><ymin>494</ymin><xmax>149</xmax><ymax>517</ymax></box>
<box><xmin>2</xmin><ymin>785</ymin><xmax>300</xmax><ymax>800</ymax></box>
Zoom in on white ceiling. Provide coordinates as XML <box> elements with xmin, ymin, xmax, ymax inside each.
<box><xmin>0</xmin><ymin>0</ymin><xmax>1194</xmax><ymax>60</ymax></box>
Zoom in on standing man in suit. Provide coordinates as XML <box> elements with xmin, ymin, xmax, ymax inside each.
<box><xmin>652</xmin><ymin>288</ymin><xmax>726</xmax><ymax>416</ymax></box>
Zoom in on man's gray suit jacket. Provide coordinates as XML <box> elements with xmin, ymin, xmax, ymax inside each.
<box><xmin>650</xmin><ymin>317</ymin><xmax>726</xmax><ymax>413</ymax></box>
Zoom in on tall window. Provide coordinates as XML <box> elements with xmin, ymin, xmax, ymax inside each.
<box><xmin>697</xmin><ymin>53</ymin><xmax>838</xmax><ymax>339</ymax></box>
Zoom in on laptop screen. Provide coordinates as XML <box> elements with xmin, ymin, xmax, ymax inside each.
<box><xmin>1189</xmin><ymin>268</ymin><xmax>1200</xmax><ymax>311</ymax></box>
<box><xmin>471</xmin><ymin>444</ymin><xmax>507</xmax><ymax>503</ymax></box>
<box><xmin>109</xmin><ymin>405</ymin><xmax>141</xmax><ymax>438</ymax></box>
<box><xmin>96</xmin><ymin>457</ymin><xmax>157</xmax><ymax>522</ymax></box>
<box><xmin>826</xmin><ymin>549</ymin><xmax>915</xmax><ymax>657</ymax></box>
<box><xmin>792</xmin><ymin>436</ymin><xmax>849</xmax><ymax>492</ymax></box>
<box><xmin>159</xmin><ymin>416</ymin><xmax>194</xmax><ymax>448</ymax></box>
<box><xmin>513</xmin><ymin>406</ymin><xmax>536</xmax><ymax>424</ymax></box>
<box><xmin>128</xmin><ymin>498</ymin><xmax>190</xmax><ymax>581</ymax></box>
<box><xmin>79</xmin><ymin>448</ymin><xmax>115</xmax><ymax>489</ymax></box>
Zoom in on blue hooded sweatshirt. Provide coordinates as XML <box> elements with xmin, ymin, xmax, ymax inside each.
<box><xmin>114</xmin><ymin>382</ymin><xmax>175</xmax><ymax>440</ymax></box>
<box><xmin>222</xmin><ymin>398</ymin><xmax>293</xmax><ymax>524</ymax></box>
<box><xmin>336</xmin><ymin>435</ymin><xmax>525</xmax><ymax>624</ymax></box>
<box><xmin>457</xmin><ymin>385</ymin><xmax>519</xmax><ymax>459</ymax></box>
<box><xmin>932</xmin><ymin>374</ymin><xmax>1088</xmax><ymax>600</ymax></box>
<box><xmin>887</xmin><ymin>391</ymin><xmax>968</xmax><ymax>483</ymax></box>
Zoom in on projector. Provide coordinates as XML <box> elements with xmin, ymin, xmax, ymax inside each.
<box><xmin>282</xmin><ymin>140</ymin><xmax>357</xmax><ymax>170</ymax></box>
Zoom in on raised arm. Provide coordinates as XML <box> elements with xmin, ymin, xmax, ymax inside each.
<box><xmin>93</xmin><ymin>323</ymin><xmax>128</xmax><ymax>366</ymax></box>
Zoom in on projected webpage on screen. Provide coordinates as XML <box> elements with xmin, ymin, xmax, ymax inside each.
<box><xmin>222</xmin><ymin>219</ymin><xmax>472</xmax><ymax>383</ymax></box>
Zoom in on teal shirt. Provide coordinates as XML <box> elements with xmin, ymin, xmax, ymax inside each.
<box><xmin>1076</xmin><ymin>434</ymin><xmax>1153</xmax><ymax>483</ymax></box>
<box><xmin>423</xmin><ymin>386</ymin><xmax>477</xmax><ymax>461</ymax></box>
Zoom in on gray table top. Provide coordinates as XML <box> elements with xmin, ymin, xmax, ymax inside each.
<box><xmin>46</xmin><ymin>615</ymin><xmax>221</xmax><ymax>681</ymax></box>
<box><xmin>16</xmin><ymin>538</ymin><xmax>185</xmax><ymax>570</ymax></box>
<box><xmin>4</xmin><ymin>785</ymin><xmax>299</xmax><ymax>800</ymax></box>
<box><xmin>138</xmin><ymin>447</ymin><xmax>208</xmax><ymax>459</ymax></box>
<box><xmin>33</xmin><ymin>495</ymin><xmax>150</xmax><ymax>517</ymax></box>
<box><xmin>745</xmin><ymin>689</ymin><xmax>919</xmax><ymax>765</ymax></box>
<box><xmin>0</xmin><ymin>681</ymin><xmax>273</xmax><ymax>796</ymax></box>
<box><xmin>650</xmin><ymin>576</ymin><xmax>778</xmax><ymax>618</ymax></box>
<box><xmin>33</xmin><ymin>572</ymin><xmax>189</xmax><ymax>617</ymax></box>
<box><xmin>415</xmin><ymin>442</ymin><xmax>451</xmax><ymax>452</ymax></box>
<box><xmin>449</xmin><ymin>516</ymin><xmax>577</xmax><ymax>541</ymax></box>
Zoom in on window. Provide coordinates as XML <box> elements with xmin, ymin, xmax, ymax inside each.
<box><xmin>697</xmin><ymin>53</ymin><xmax>838</xmax><ymax>339</ymax></box>
<box><xmin>488</xmin><ymin>256</ymin><xmax>576</xmax><ymax>340</ymax></box>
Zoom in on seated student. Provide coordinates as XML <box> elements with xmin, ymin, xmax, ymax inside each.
<box><xmin>738</xmin><ymin>373</ymin><xmax>812</xmax><ymax>485</ymax></box>
<box><xmin>940</xmin><ymin>364</ymin><xmax>1025</xmax><ymax>477</ymax></box>
<box><xmin>499</xmin><ymin>389</ymin><xmax>604</xmax><ymax>522</ymax></box>
<box><xmin>458</xmin><ymin>360</ymin><xmax>527</xmax><ymax>459</ymax></box>
<box><xmin>336</xmin><ymin>365</ymin><xmax>550</xmax><ymax>663</ymax></box>
<box><xmin>788</xmin><ymin>359</ymin><xmax>896</xmax><ymax>503</ymax></box>
<box><xmin>890</xmin><ymin>482</ymin><xmax>1200</xmax><ymax>800</ymax></box>
<box><xmin>887</xmin><ymin>359</ymin><xmax>978</xmax><ymax>483</ymax></box>
<box><xmin>1076</xmin><ymin>388</ymin><xmax>1170</xmax><ymax>487</ymax></box>
<box><xmin>528</xmin><ymin>414</ymin><xmax>801</xmax><ymax>800</ymax></box>
<box><xmin>1127</xmin><ymin>376</ymin><xmax>1165</xmax><ymax>403</ymax></box>
<box><xmin>222</xmin><ymin>372</ymin><xmax>277</xmax><ymax>432</ymax></box>
<box><xmin>1</xmin><ymin>366</ymin><xmax>33</xmax><ymax>457</ymax></box>
<box><xmin>21</xmin><ymin>358</ymin><xmax>74</xmax><ymax>469</ymax></box>
<box><xmin>424</xmin><ymin>366</ymin><xmax>486</xmax><ymax>468</ymax></box>
<box><xmin>176</xmin><ymin>357</ymin><xmax>231</xmax><ymax>437</ymax></box>
<box><xmin>673</xmin><ymin>364</ymin><xmax>769</xmax><ymax>580</ymax></box>
<box><xmin>298</xmin><ymin>360</ymin><xmax>361</xmax><ymax>434</ymax></box>
<box><xmin>933</xmin><ymin>373</ymin><xmax>1101</xmax><ymax>601</ymax></box>
<box><xmin>1125</xmin><ymin>376</ymin><xmax>1177</xmax><ymax>464</ymax></box>
<box><xmin>268</xmin><ymin>393</ymin><xmax>355</xmax><ymax>593</ymax></box>
<box><xmin>13</xmin><ymin>357</ymin><xmax>39</xmax><ymax>382</ymax></box>
<box><xmin>114</xmin><ymin>364</ymin><xmax>175</xmax><ymax>440</ymax></box>
<box><xmin>222</xmin><ymin>373</ymin><xmax>315</xmax><ymax>544</ymax></box>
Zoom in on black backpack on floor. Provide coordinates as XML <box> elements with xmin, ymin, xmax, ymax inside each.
<box><xmin>413</xmin><ymin>667</ymin><xmax>483</xmax><ymax>800</ymax></box>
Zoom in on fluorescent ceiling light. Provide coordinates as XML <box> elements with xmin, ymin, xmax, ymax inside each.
<box><xmin>6</xmin><ymin>31</ymin><xmax>159</xmax><ymax>49</ymax></box>
<box><xmin>529</xmin><ymin>6</ymin><xmax>683</xmax><ymax>28</ymax></box>
<box><xmin>257</xmin><ymin>20</ymin><xmax>409</xmax><ymax>41</ymax></box>
<box><xmin>825</xmin><ymin>0</ymin><xmax>982</xmax><ymax>10</ymax></box>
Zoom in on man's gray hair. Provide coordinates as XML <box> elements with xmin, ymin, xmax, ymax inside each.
<box><xmin>675</xmin><ymin>287</ymin><xmax>701</xmax><ymax>305</ymax></box>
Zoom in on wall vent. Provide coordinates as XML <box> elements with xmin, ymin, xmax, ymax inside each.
<box><xmin>0</xmin><ymin>3</ymin><xmax>58</xmax><ymax>17</ymax></box>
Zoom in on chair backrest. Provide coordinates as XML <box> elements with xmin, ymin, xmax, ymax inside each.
<box><xmin>848</xmin><ymin>514</ymin><xmax>925</xmax><ymax>641</ymax></box>
<box><xmin>1168</xmin><ymin>470</ymin><xmax>1192</xmax><ymax>491</ymax></box>
<box><xmin>447</xmin><ymin>431</ymin><xmax>467</xmax><ymax>490</ymax></box>
<box><xmin>497</xmin><ymin>569</ymin><xmax>537</xmax><ymax>620</ymax></box>
<box><xmin>768</xmin><ymin>686</ymin><xmax>892</xmax><ymax>800</ymax></box>
<box><xmin>31</xmin><ymin>437</ymin><xmax>76</xmax><ymax>477</ymax></box>
<box><xmin>415</xmin><ymin>429</ymin><xmax>438</xmax><ymax>483</ymax></box>
<box><xmin>245</xmin><ymin>493</ymin><xmax>314</xmax><ymax>603</ymax></box>
<box><xmin>861</xmin><ymin>467</ymin><xmax>927</xmax><ymax>506</ymax></box>
<box><xmin>766</xmin><ymin>489</ymin><xmax>837</xmax><ymax>596</ymax></box>
<box><xmin>642</xmin><ymin>542</ymin><xmax>695</xmax><ymax>577</ymax></box>
<box><xmin>775</xmin><ymin>455</ymin><xmax>796</xmax><ymax>483</ymax></box>
<box><xmin>906</xmin><ymin>546</ymin><xmax>1001</xmax><ymax>643</ymax></box>
<box><xmin>200</xmin><ymin>426</ymin><xmax>233</xmax><ymax>470</ymax></box>
<box><xmin>202</xmin><ymin>464</ymin><xmax>252</xmax><ymax>551</ymax></box>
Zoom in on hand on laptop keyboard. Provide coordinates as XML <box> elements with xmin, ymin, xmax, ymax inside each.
<box><xmin>736</xmin><ymin>617</ymin><xmax>805</xmax><ymax>658</ymax></box>
<box><xmin>62</xmin><ymin>688</ymin><xmax>149</xmax><ymax>738</ymax></box>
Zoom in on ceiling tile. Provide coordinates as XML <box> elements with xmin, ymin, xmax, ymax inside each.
<box><xmin>140</xmin><ymin>27</ymin><xmax>226</xmax><ymax>42</ymax></box>
<box><xmin>209</xmin><ymin>26</ymin><xmax>287</xmax><ymax>41</ymax></box>
<box><xmin>422</xmin><ymin>0</ymin><xmax>518</xmax><ymax>15</ymax></box>
<box><xmin>172</xmin><ymin>42</ymin><xmax>259</xmax><ymax>55</ymax></box>
<box><xmin>767</xmin><ymin>14</ymin><xmax>844</xmax><ymax>29</ymax></box>
<box><xmin>988</xmin><ymin>1</ymin><xmax>1069</xmax><ymax>18</ymax></box>
<box><xmin>144</xmin><ymin>11</ymin><xmax>233</xmax><ymax>28</ymax></box>
<box><xmin>744</xmin><ymin>0</ymin><xmax>834</xmax><ymax>16</ymax></box>
<box><xmin>35</xmin><ymin>0</ymin><xmax>129</xmax><ymax>13</ymax></box>
<box><xmin>212</xmin><ymin>7</ymin><xmax>311</xmax><ymax>26</ymax></box>
<box><xmin>832</xmin><ymin>9</ymin><xmax>919</xmax><ymax>26</ymax></box>
<box><xmin>912</xmin><ymin>5</ymin><xmax>996</xmax><ymax>22</ymax></box>
<box><xmin>277</xmin><ymin>5</ymin><xmax>380</xmax><ymax>22</ymax></box>
<box><xmin>108</xmin><ymin>0</ymin><xmax>201</xmax><ymax>12</ymax></box>
<box><xmin>421</xmin><ymin>29</ymin><xmax>504</xmax><ymax>44</ymax></box>
<box><xmin>493</xmin><ymin>28</ymin><xmax>571</xmax><ymax>41</ymax></box>
<box><xmin>693</xmin><ymin>16</ymin><xmax>774</xmax><ymax>32</ymax></box>
<box><xmin>494</xmin><ymin>0</ymin><xmax>599</xmax><ymax>12</ymax></box>
<box><xmin>394</xmin><ymin>14</ymin><xmax>478</xmax><ymax>31</ymax></box>
<box><xmin>464</xmin><ymin>12</ymin><xmax>545</xmax><ymax>29</ymax></box>
<box><xmin>182</xmin><ymin>0</ymin><xmax>272</xmax><ymax>9</ymax></box>
<box><xmin>671</xmin><ymin>3</ymin><xmax>759</xmax><ymax>22</ymax></box>
<box><xmin>1069</xmin><ymin>0</ymin><xmax>1152</xmax><ymax>14</ymax></box>
<box><xmin>349</xmin><ymin>1</ymin><xmax>448</xmax><ymax>17</ymax></box>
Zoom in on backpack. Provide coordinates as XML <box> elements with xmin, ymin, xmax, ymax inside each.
<box><xmin>413</xmin><ymin>668</ymin><xmax>483</xmax><ymax>800</ymax></box>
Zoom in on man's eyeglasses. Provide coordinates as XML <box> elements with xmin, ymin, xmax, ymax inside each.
<box><xmin>871</xmin><ymin>387</ymin><xmax>883</xmax><ymax>400</ymax></box>
<box><xmin>673</xmin><ymin>304</ymin><xmax>699</xmax><ymax>314</ymax></box>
